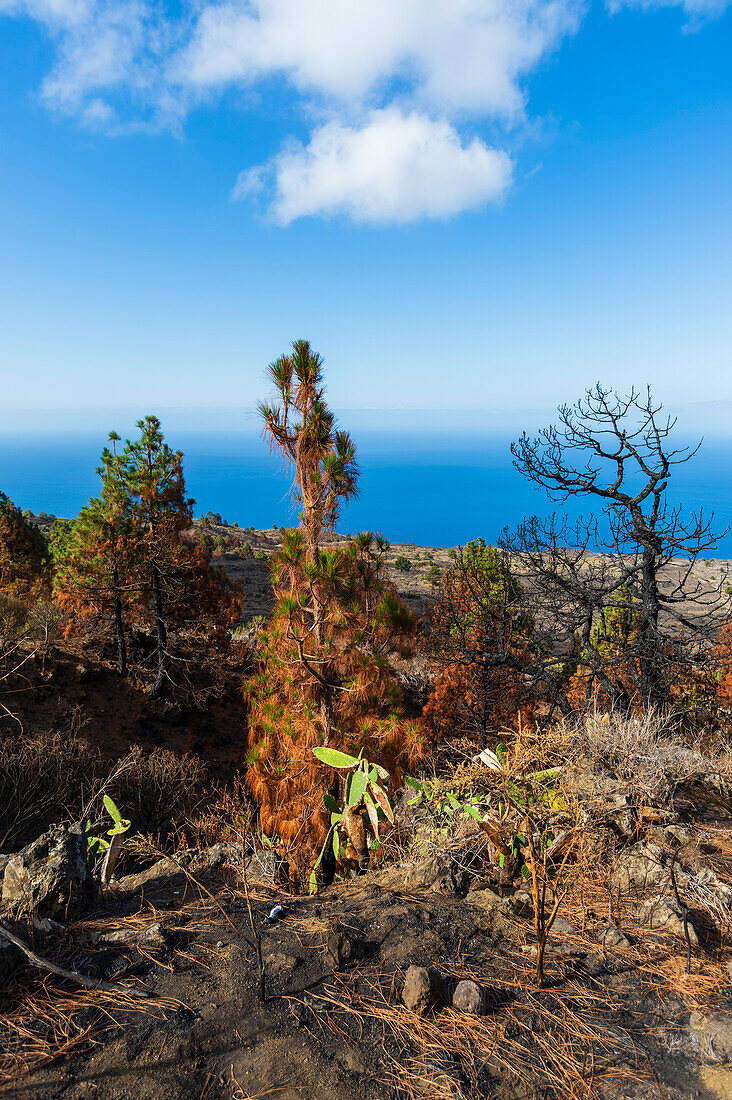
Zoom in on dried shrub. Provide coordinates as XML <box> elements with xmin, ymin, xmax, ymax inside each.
<box><xmin>566</xmin><ymin>709</ymin><xmax>731</xmax><ymax>806</ymax></box>
<box><xmin>0</xmin><ymin>593</ymin><xmax>29</xmax><ymax>644</ymax></box>
<box><xmin>27</xmin><ymin>600</ymin><xmax>64</xmax><ymax>647</ymax></box>
<box><xmin>188</xmin><ymin>773</ymin><xmax>251</xmax><ymax>848</ymax></box>
<box><xmin>0</xmin><ymin>730</ymin><xmax>99</xmax><ymax>851</ymax></box>
<box><xmin>113</xmin><ymin>746</ymin><xmax>211</xmax><ymax>847</ymax></box>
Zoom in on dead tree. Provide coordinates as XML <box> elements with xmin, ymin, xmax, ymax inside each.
<box><xmin>504</xmin><ymin>385</ymin><xmax>729</xmax><ymax>715</ymax></box>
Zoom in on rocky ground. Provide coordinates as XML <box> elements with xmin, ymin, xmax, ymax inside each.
<box><xmin>4</xmin><ymin>517</ymin><xmax>731</xmax><ymax>1099</ymax></box>
<box><xmin>3</xmin><ymin>753</ymin><xmax>732</xmax><ymax>1100</ymax></box>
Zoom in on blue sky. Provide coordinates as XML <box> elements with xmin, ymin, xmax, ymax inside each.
<box><xmin>1</xmin><ymin>0</ymin><xmax>731</xmax><ymax>419</ymax></box>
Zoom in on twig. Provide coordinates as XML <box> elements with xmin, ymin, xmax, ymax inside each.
<box><xmin>669</xmin><ymin>845</ymin><xmax>693</xmax><ymax>975</ymax></box>
<box><xmin>0</xmin><ymin>923</ymin><xmax>150</xmax><ymax>998</ymax></box>
<box><xmin>239</xmin><ymin>827</ymin><xmax>266</xmax><ymax>1003</ymax></box>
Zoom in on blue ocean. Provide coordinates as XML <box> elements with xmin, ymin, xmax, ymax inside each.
<box><xmin>2</xmin><ymin>426</ymin><xmax>732</xmax><ymax>555</ymax></box>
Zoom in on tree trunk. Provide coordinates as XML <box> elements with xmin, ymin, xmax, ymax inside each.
<box><xmin>638</xmin><ymin>543</ymin><xmax>662</xmax><ymax>707</ymax></box>
<box><xmin>150</xmin><ymin>562</ymin><xmax>167</xmax><ymax>697</ymax></box>
<box><xmin>112</xmin><ymin>566</ymin><xmax>127</xmax><ymax>677</ymax></box>
<box><xmin>320</xmin><ymin>692</ymin><xmax>336</xmax><ymax>747</ymax></box>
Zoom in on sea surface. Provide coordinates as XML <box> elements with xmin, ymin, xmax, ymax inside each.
<box><xmin>2</xmin><ymin>428</ymin><xmax>732</xmax><ymax>555</ymax></box>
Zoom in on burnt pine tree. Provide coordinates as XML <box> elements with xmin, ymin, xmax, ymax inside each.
<box><xmin>247</xmin><ymin>341</ymin><xmax>423</xmax><ymax>878</ymax></box>
<box><xmin>259</xmin><ymin>339</ymin><xmax>358</xmax><ymax>656</ymax></box>
<box><xmin>52</xmin><ymin>433</ymin><xmax>140</xmax><ymax>675</ymax></box>
<box><xmin>0</xmin><ymin>492</ymin><xmax>49</xmax><ymax>599</ymax></box>
<box><xmin>120</xmin><ymin>416</ymin><xmax>194</xmax><ymax>696</ymax></box>
<box><xmin>423</xmin><ymin>539</ymin><xmax>535</xmax><ymax>749</ymax></box>
<box><xmin>504</xmin><ymin>385</ymin><xmax>729</xmax><ymax>713</ymax></box>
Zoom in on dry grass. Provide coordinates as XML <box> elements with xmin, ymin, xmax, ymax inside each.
<box><xmin>0</xmin><ymin>969</ymin><xmax>182</xmax><ymax>1084</ymax></box>
<box><xmin>567</xmin><ymin>709</ymin><xmax>732</xmax><ymax>807</ymax></box>
<box><xmin>294</xmin><ymin>954</ymin><xmax>653</xmax><ymax>1100</ymax></box>
<box><xmin>0</xmin><ymin>729</ymin><xmax>98</xmax><ymax>850</ymax></box>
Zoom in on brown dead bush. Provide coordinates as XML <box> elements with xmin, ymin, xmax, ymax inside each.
<box><xmin>112</xmin><ymin>746</ymin><xmax>211</xmax><ymax>848</ymax></box>
<box><xmin>188</xmin><ymin>772</ymin><xmax>251</xmax><ymax>849</ymax></box>
<box><xmin>0</xmin><ymin>730</ymin><xmax>99</xmax><ymax>851</ymax></box>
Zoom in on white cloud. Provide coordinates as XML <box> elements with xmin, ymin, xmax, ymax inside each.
<box><xmin>1</xmin><ymin>0</ymin><xmax>726</xmax><ymax>222</ymax></box>
<box><xmin>180</xmin><ymin>0</ymin><xmax>581</xmax><ymax>120</ymax></box>
<box><xmin>0</xmin><ymin>0</ymin><xmax>91</xmax><ymax>26</ymax></box>
<box><xmin>1</xmin><ymin>0</ymin><xmax>187</xmax><ymax>132</ymax></box>
<box><xmin>607</xmin><ymin>0</ymin><xmax>730</xmax><ymax>24</ymax></box>
<box><xmin>235</xmin><ymin>108</ymin><xmax>513</xmax><ymax>224</ymax></box>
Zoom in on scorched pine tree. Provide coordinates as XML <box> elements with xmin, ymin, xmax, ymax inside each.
<box><xmin>247</xmin><ymin>341</ymin><xmax>423</xmax><ymax>879</ymax></box>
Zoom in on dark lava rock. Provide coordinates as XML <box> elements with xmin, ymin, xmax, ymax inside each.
<box><xmin>452</xmin><ymin>979</ymin><xmax>486</xmax><ymax>1015</ymax></box>
<box><xmin>1</xmin><ymin>825</ymin><xmax>96</xmax><ymax>920</ymax></box>
<box><xmin>0</xmin><ymin>937</ymin><xmax>24</xmax><ymax>985</ymax></box>
<box><xmin>401</xmin><ymin>964</ymin><xmax>442</xmax><ymax>1015</ymax></box>
<box><xmin>327</xmin><ymin>925</ymin><xmax>371</xmax><ymax>969</ymax></box>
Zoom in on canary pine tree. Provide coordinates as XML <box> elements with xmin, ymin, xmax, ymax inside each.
<box><xmin>247</xmin><ymin>342</ymin><xmax>424</xmax><ymax>876</ymax></box>
<box><xmin>0</xmin><ymin>492</ymin><xmax>49</xmax><ymax>599</ymax></box>
<box><xmin>118</xmin><ymin>416</ymin><xmax>194</xmax><ymax>694</ymax></box>
<box><xmin>53</xmin><ymin>419</ymin><xmax>237</xmax><ymax>686</ymax></box>
<box><xmin>52</xmin><ymin>434</ymin><xmax>141</xmax><ymax>675</ymax></box>
<box><xmin>423</xmin><ymin>540</ymin><xmax>535</xmax><ymax>748</ymax></box>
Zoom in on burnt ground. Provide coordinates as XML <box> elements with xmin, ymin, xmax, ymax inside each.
<box><xmin>3</xmin><ymin>852</ymin><xmax>732</xmax><ymax>1100</ymax></box>
<box><xmin>0</xmin><ymin>635</ymin><xmax>249</xmax><ymax>785</ymax></box>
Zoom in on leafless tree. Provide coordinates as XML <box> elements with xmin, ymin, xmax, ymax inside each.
<box><xmin>503</xmin><ymin>385</ymin><xmax>729</xmax><ymax>714</ymax></box>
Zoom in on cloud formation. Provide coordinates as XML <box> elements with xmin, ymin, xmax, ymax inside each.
<box><xmin>180</xmin><ymin>0</ymin><xmax>579</xmax><ymax>120</ymax></box>
<box><xmin>1</xmin><ymin>0</ymin><xmax>729</xmax><ymax>221</ymax></box>
<box><xmin>608</xmin><ymin>0</ymin><xmax>729</xmax><ymax>23</ymax></box>
<box><xmin>235</xmin><ymin>108</ymin><xmax>513</xmax><ymax>225</ymax></box>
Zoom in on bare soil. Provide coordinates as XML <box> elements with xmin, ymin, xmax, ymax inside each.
<box><xmin>3</xmin><ymin>853</ymin><xmax>732</xmax><ymax>1100</ymax></box>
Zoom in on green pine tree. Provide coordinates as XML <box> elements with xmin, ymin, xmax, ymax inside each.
<box><xmin>51</xmin><ymin>433</ymin><xmax>139</xmax><ymax>675</ymax></box>
<box><xmin>0</xmin><ymin>492</ymin><xmax>49</xmax><ymax>599</ymax></box>
<box><xmin>119</xmin><ymin>416</ymin><xmax>194</xmax><ymax>696</ymax></box>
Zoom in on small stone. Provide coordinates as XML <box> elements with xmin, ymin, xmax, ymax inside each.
<box><xmin>452</xmin><ymin>979</ymin><xmax>486</xmax><ymax>1015</ymax></box>
<box><xmin>640</xmin><ymin>898</ymin><xmax>699</xmax><ymax>943</ymax></box>
<box><xmin>92</xmin><ymin>921</ymin><xmax>167</xmax><ymax>949</ymax></box>
<box><xmin>469</xmin><ymin>886</ymin><xmax>504</xmax><ymax>910</ymax></box>
<box><xmin>598</xmin><ymin>925</ymin><xmax>632</xmax><ymax>951</ymax></box>
<box><xmin>511</xmin><ymin>890</ymin><xmax>534</xmax><ymax>917</ymax></box>
<box><xmin>402</xmin><ymin>965</ymin><xmax>433</xmax><ymax>1015</ymax></box>
<box><xmin>662</xmin><ymin>824</ymin><xmax>694</xmax><ymax>847</ymax></box>
<box><xmin>602</xmin><ymin>794</ymin><xmax>636</xmax><ymax>840</ymax></box>
<box><xmin>327</xmin><ymin>925</ymin><xmax>369</xmax><ymax>968</ymax></box>
<box><xmin>549</xmin><ymin>917</ymin><xmax>576</xmax><ymax>937</ymax></box>
<box><xmin>689</xmin><ymin>1012</ymin><xmax>732</xmax><ymax>1062</ymax></box>
<box><xmin>584</xmin><ymin>953</ymin><xmax>606</xmax><ymax>977</ymax></box>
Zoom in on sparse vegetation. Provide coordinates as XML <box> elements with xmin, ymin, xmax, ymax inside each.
<box><xmin>3</xmin><ymin>372</ymin><xmax>732</xmax><ymax>1098</ymax></box>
